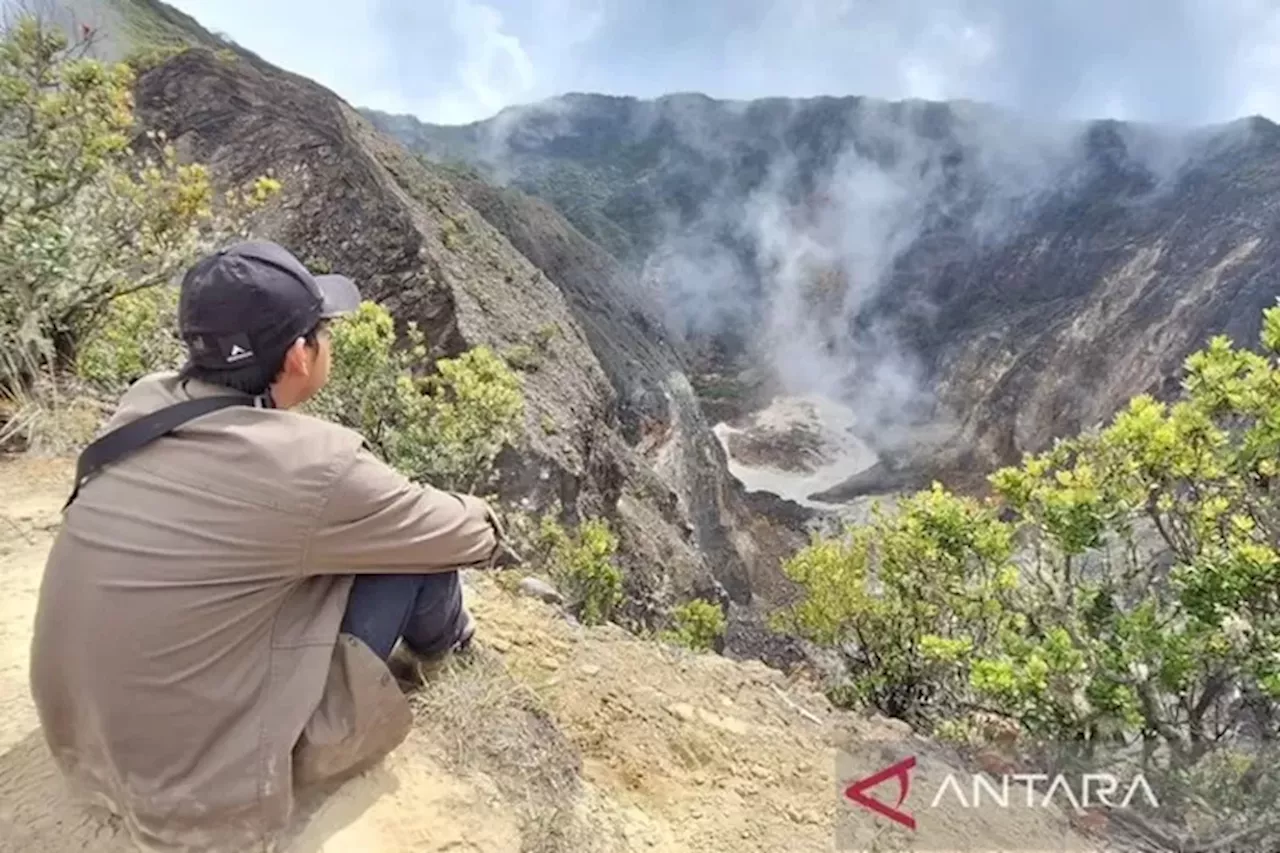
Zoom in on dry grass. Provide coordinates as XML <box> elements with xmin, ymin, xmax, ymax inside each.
<box><xmin>407</xmin><ymin>644</ymin><xmax>601</xmax><ymax>853</ymax></box>
<box><xmin>0</xmin><ymin>350</ymin><xmax>107</xmax><ymax>455</ymax></box>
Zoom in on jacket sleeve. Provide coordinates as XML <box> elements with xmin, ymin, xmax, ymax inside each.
<box><xmin>306</xmin><ymin>446</ymin><xmax>501</xmax><ymax>573</ymax></box>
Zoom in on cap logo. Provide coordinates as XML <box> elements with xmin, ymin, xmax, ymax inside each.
<box><xmin>218</xmin><ymin>332</ymin><xmax>256</xmax><ymax>365</ymax></box>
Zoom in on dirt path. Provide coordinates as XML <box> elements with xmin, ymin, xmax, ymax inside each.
<box><xmin>0</xmin><ymin>455</ymin><xmax>1098</xmax><ymax>852</ymax></box>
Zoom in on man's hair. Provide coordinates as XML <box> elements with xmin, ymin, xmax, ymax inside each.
<box><xmin>180</xmin><ymin>320</ymin><xmax>329</xmax><ymax>396</ymax></box>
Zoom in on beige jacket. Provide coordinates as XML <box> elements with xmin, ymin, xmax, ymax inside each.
<box><xmin>28</xmin><ymin>372</ymin><xmax>502</xmax><ymax>852</ymax></box>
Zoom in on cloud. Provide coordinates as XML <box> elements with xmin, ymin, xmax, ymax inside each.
<box><xmin>161</xmin><ymin>0</ymin><xmax>604</xmax><ymax>124</ymax></box>
<box><xmin>371</xmin><ymin>0</ymin><xmax>533</xmax><ymax>124</ymax></box>
<box><xmin>162</xmin><ymin>0</ymin><xmax>1279</xmax><ymax>126</ymax></box>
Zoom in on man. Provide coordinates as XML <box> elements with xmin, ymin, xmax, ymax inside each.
<box><xmin>29</xmin><ymin>241</ymin><xmax>507</xmax><ymax>852</ymax></box>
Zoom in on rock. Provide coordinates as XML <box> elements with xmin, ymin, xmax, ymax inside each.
<box><xmin>539</xmin><ymin>656</ymin><xmax>561</xmax><ymax>670</ymax></box>
<box><xmin>872</xmin><ymin>715</ymin><xmax>914</xmax><ymax>737</ymax></box>
<box><xmin>696</xmin><ymin>709</ymin><xmax>751</xmax><ymax>735</ymax></box>
<box><xmin>580</xmin><ymin>664</ymin><xmax>602</xmax><ymax>676</ymax></box>
<box><xmin>667</xmin><ymin>703</ymin><xmax>696</xmax><ymax>722</ymax></box>
<box><xmin>517</xmin><ymin>576</ymin><xmax>563</xmax><ymax>605</ymax></box>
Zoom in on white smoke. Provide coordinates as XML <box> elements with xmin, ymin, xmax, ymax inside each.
<box><xmin>634</xmin><ymin>95</ymin><xmax>1213</xmax><ymax>455</ymax></box>
<box><xmin>452</xmin><ymin>91</ymin><xmax>1218</xmax><ymax>461</ymax></box>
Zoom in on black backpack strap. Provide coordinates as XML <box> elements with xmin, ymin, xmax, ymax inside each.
<box><xmin>63</xmin><ymin>396</ymin><xmax>251</xmax><ymax>511</ymax></box>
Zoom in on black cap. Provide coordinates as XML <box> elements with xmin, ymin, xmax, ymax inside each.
<box><xmin>178</xmin><ymin>240</ymin><xmax>360</xmax><ymax>371</ymax></box>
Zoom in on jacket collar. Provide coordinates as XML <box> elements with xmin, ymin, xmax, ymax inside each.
<box><xmin>178</xmin><ymin>376</ymin><xmax>277</xmax><ymax>409</ymax></box>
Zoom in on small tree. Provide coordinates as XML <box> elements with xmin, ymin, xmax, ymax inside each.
<box><xmin>0</xmin><ymin>14</ymin><xmax>278</xmax><ymax>447</ymax></box>
<box><xmin>773</xmin><ymin>483</ymin><xmax>1020</xmax><ymax>726</ymax></box>
<box><xmin>662</xmin><ymin>599</ymin><xmax>726</xmax><ymax>652</ymax></box>
<box><xmin>536</xmin><ymin>515</ymin><xmax>623</xmax><ymax>626</ymax></box>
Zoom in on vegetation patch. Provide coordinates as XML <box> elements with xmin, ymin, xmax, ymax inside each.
<box><xmin>661</xmin><ymin>599</ymin><xmax>727</xmax><ymax>652</ymax></box>
<box><xmin>307</xmin><ymin>302</ymin><xmax>525</xmax><ymax>493</ymax></box>
<box><xmin>0</xmin><ymin>15</ymin><xmax>277</xmax><ymax>450</ymax></box>
<box><xmin>525</xmin><ymin>514</ymin><xmax>624</xmax><ymax>627</ymax></box>
<box><xmin>774</xmin><ymin>304</ymin><xmax>1280</xmax><ymax>849</ymax></box>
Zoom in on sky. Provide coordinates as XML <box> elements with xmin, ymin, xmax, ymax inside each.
<box><xmin>165</xmin><ymin>0</ymin><xmax>1280</xmax><ymax>128</ymax></box>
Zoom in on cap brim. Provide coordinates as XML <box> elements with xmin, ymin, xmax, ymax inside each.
<box><xmin>315</xmin><ymin>274</ymin><xmax>361</xmax><ymax>318</ymax></box>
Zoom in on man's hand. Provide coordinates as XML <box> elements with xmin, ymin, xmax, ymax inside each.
<box><xmin>491</xmin><ymin>540</ymin><xmax>525</xmax><ymax>568</ymax></box>
<box><xmin>481</xmin><ymin>504</ymin><xmax>523</xmax><ymax>568</ymax></box>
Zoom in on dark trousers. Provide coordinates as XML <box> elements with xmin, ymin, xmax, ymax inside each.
<box><xmin>339</xmin><ymin>570</ymin><xmax>464</xmax><ymax>661</ymax></box>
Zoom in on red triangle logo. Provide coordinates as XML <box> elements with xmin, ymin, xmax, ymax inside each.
<box><xmin>843</xmin><ymin>755</ymin><xmax>917</xmax><ymax>830</ymax></box>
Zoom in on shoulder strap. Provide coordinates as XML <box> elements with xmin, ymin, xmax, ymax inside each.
<box><xmin>64</xmin><ymin>395</ymin><xmax>251</xmax><ymax>511</ymax></box>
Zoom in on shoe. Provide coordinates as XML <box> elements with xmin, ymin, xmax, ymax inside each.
<box><xmin>453</xmin><ymin>607</ymin><xmax>476</xmax><ymax>654</ymax></box>
<box><xmin>389</xmin><ymin>608</ymin><xmax>476</xmax><ymax>689</ymax></box>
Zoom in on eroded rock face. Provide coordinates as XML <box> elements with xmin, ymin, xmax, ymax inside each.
<box><xmin>130</xmin><ymin>49</ymin><xmax>812</xmax><ymax>627</ymax></box>
<box><xmin>433</xmin><ymin>168</ymin><xmax>816</xmax><ymax>609</ymax></box>
<box><xmin>726</xmin><ymin>422</ymin><xmax>827</xmax><ymax>474</ymax></box>
<box><xmin>821</xmin><ymin>122</ymin><xmax>1280</xmax><ymax>499</ymax></box>
<box><xmin>370</xmin><ymin>97</ymin><xmax>1280</xmax><ymax>502</ymax></box>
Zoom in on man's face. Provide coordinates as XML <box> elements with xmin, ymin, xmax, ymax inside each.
<box><xmin>303</xmin><ymin>322</ymin><xmax>333</xmax><ymax>399</ymax></box>
<box><xmin>273</xmin><ymin>321</ymin><xmax>333</xmax><ymax>409</ymax></box>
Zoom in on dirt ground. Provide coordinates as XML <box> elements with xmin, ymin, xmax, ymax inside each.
<box><xmin>0</xmin><ymin>455</ymin><xmax>1100</xmax><ymax>853</ymax></box>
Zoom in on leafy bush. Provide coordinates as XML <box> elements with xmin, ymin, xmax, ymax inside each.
<box><xmin>306</xmin><ymin>301</ymin><xmax>525</xmax><ymax>492</ymax></box>
<box><xmin>662</xmin><ymin>599</ymin><xmax>726</xmax><ymax>652</ymax></box>
<box><xmin>776</xmin><ymin>305</ymin><xmax>1280</xmax><ymax>846</ymax></box>
<box><xmin>534</xmin><ymin>324</ymin><xmax>560</xmax><ymax>349</ymax></box>
<box><xmin>773</xmin><ymin>483</ymin><xmax>1019</xmax><ymax>724</ymax></box>
<box><xmin>123</xmin><ymin>43</ymin><xmax>186</xmax><ymax>74</ymax></box>
<box><xmin>536</xmin><ymin>515</ymin><xmax>623</xmax><ymax>626</ymax></box>
<box><xmin>503</xmin><ymin>344</ymin><xmax>541</xmax><ymax>372</ymax></box>
<box><xmin>0</xmin><ymin>15</ymin><xmax>277</xmax><ymax>445</ymax></box>
<box><xmin>74</xmin><ymin>284</ymin><xmax>184</xmax><ymax>389</ymax></box>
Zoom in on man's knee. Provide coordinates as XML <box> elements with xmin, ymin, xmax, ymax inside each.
<box><xmin>340</xmin><ymin>571</ymin><xmax>464</xmax><ymax>661</ymax></box>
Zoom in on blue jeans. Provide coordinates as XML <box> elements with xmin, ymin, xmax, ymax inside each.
<box><xmin>339</xmin><ymin>571</ymin><xmax>465</xmax><ymax>661</ymax></box>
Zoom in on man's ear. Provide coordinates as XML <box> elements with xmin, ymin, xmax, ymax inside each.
<box><xmin>280</xmin><ymin>338</ymin><xmax>311</xmax><ymax>379</ymax></box>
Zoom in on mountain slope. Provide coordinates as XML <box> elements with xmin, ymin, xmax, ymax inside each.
<box><xmin>51</xmin><ymin>0</ymin><xmax>252</xmax><ymax>60</ymax></box>
<box><xmin>368</xmin><ymin>96</ymin><xmax>1280</xmax><ymax>498</ymax></box>
<box><xmin>122</xmin><ymin>42</ymin><xmax>820</xmax><ymax>633</ymax></box>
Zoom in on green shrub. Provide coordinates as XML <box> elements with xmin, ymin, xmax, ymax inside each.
<box><xmin>661</xmin><ymin>599</ymin><xmax>726</xmax><ymax>652</ymax></box>
<box><xmin>307</xmin><ymin>301</ymin><xmax>525</xmax><ymax>492</ymax></box>
<box><xmin>534</xmin><ymin>324</ymin><xmax>560</xmax><ymax>350</ymax></box>
<box><xmin>503</xmin><ymin>344</ymin><xmax>541</xmax><ymax>372</ymax></box>
<box><xmin>777</xmin><ymin>304</ymin><xmax>1280</xmax><ymax>846</ymax></box>
<box><xmin>123</xmin><ymin>43</ymin><xmax>186</xmax><ymax>74</ymax></box>
<box><xmin>75</xmin><ymin>285</ymin><xmax>184</xmax><ymax>389</ymax></box>
<box><xmin>773</xmin><ymin>484</ymin><xmax>1019</xmax><ymax>725</ymax></box>
<box><xmin>0</xmin><ymin>15</ymin><xmax>278</xmax><ymax>446</ymax></box>
<box><xmin>538</xmin><ymin>515</ymin><xmax>623</xmax><ymax>626</ymax></box>
<box><xmin>441</xmin><ymin>216</ymin><xmax>465</xmax><ymax>250</ymax></box>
